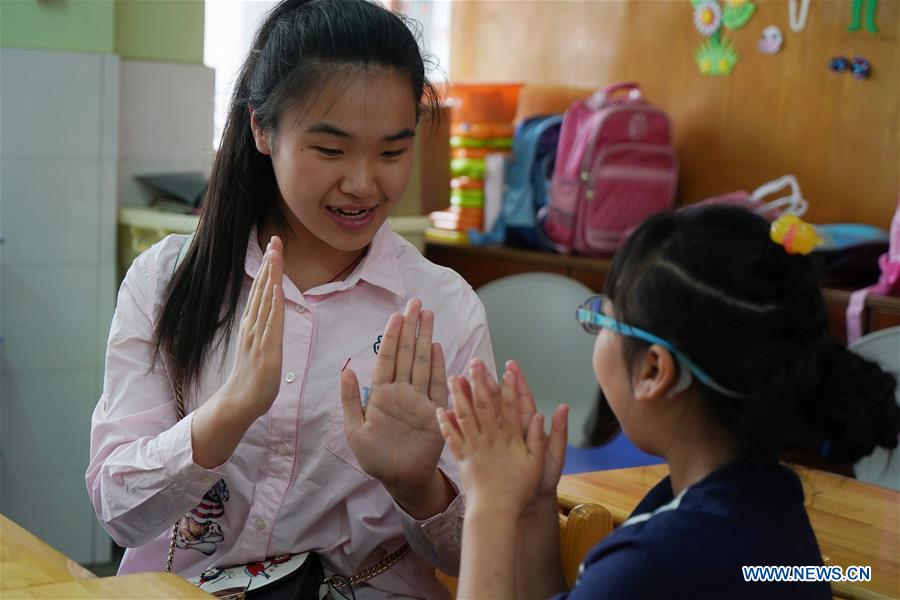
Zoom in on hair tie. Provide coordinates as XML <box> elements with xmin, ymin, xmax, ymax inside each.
<box><xmin>770</xmin><ymin>214</ymin><xmax>822</xmax><ymax>255</ymax></box>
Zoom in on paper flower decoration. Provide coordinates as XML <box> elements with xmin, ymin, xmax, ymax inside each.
<box><xmin>722</xmin><ymin>0</ymin><xmax>756</xmax><ymax>30</ymax></box>
<box><xmin>693</xmin><ymin>1</ymin><xmax>723</xmax><ymax>36</ymax></box>
<box><xmin>695</xmin><ymin>34</ymin><xmax>739</xmax><ymax>75</ymax></box>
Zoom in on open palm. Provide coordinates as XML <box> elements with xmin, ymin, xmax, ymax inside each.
<box><xmin>340</xmin><ymin>299</ymin><xmax>449</xmax><ymax>492</ymax></box>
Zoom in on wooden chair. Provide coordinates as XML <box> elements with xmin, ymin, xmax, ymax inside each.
<box><xmin>558</xmin><ymin>502</ymin><xmax>614</xmax><ymax>588</ymax></box>
<box><xmin>435</xmin><ymin>501</ymin><xmax>614</xmax><ymax>597</ymax></box>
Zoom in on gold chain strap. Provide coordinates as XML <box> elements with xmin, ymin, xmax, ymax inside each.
<box><xmin>164</xmin><ymin>369</ymin><xmax>186</xmax><ymax>574</ymax></box>
<box><xmin>325</xmin><ymin>544</ymin><xmax>411</xmax><ymax>589</ymax></box>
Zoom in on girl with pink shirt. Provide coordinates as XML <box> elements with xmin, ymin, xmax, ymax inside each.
<box><xmin>87</xmin><ymin>1</ymin><xmax>493</xmax><ymax>597</ymax></box>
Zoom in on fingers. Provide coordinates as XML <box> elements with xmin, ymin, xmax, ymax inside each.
<box><xmin>339</xmin><ymin>369</ymin><xmax>365</xmax><ymax>436</ymax></box>
<box><xmin>499</xmin><ymin>369</ymin><xmax>518</xmax><ymax>433</ymax></box>
<box><xmin>436</xmin><ymin>407</ymin><xmax>464</xmax><ymax>460</ymax></box>
<box><xmin>507</xmin><ymin>360</ymin><xmax>538</xmax><ymax>433</ymax></box>
<box><xmin>457</xmin><ymin>375</ymin><xmax>473</xmax><ymax>404</ymax></box>
<box><xmin>469</xmin><ymin>359</ymin><xmax>499</xmax><ymax>431</ymax></box>
<box><xmin>544</xmin><ymin>404</ymin><xmax>570</xmax><ymax>487</ymax></box>
<box><xmin>255</xmin><ymin>248</ymin><xmax>274</xmax><ymax>328</ymax></box>
<box><xmin>549</xmin><ymin>404</ymin><xmax>569</xmax><ymax>454</ymax></box>
<box><xmin>262</xmin><ymin>282</ymin><xmax>284</xmax><ymax>347</ymax></box>
<box><xmin>410</xmin><ymin>309</ymin><xmax>434</xmax><ymax>394</ymax></box>
<box><xmin>429</xmin><ymin>343</ymin><xmax>448</xmax><ymax>408</ymax></box>
<box><xmin>525</xmin><ymin>413</ymin><xmax>546</xmax><ymax>458</ymax></box>
<box><xmin>448</xmin><ymin>375</ymin><xmax>479</xmax><ymax>439</ymax></box>
<box><xmin>394</xmin><ymin>299</ymin><xmax>422</xmax><ymax>383</ymax></box>
<box><xmin>372</xmin><ymin>313</ymin><xmax>402</xmax><ymax>385</ymax></box>
<box><xmin>477</xmin><ymin>358</ymin><xmax>502</xmax><ymax>397</ymax></box>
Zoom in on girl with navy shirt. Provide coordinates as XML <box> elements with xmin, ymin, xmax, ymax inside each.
<box><xmin>435</xmin><ymin>206</ymin><xmax>899</xmax><ymax>599</ymax></box>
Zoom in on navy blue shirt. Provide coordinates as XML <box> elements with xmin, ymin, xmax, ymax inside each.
<box><xmin>555</xmin><ymin>457</ymin><xmax>830</xmax><ymax>599</ymax></box>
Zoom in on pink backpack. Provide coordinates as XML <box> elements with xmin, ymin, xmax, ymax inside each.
<box><xmin>538</xmin><ymin>82</ymin><xmax>678</xmax><ymax>256</ymax></box>
<box><xmin>846</xmin><ymin>199</ymin><xmax>900</xmax><ymax>343</ymax></box>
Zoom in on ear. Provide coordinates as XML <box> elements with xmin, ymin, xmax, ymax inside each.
<box><xmin>249</xmin><ymin>108</ymin><xmax>272</xmax><ymax>155</ymax></box>
<box><xmin>633</xmin><ymin>345</ymin><xmax>679</xmax><ymax>404</ymax></box>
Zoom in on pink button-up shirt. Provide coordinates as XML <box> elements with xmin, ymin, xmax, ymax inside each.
<box><xmin>86</xmin><ymin>223</ymin><xmax>494</xmax><ymax>598</ymax></box>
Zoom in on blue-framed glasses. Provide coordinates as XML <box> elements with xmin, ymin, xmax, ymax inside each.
<box><xmin>575</xmin><ymin>295</ymin><xmax>746</xmax><ymax>399</ymax></box>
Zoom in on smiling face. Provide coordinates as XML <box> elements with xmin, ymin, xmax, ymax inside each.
<box><xmin>251</xmin><ymin>69</ymin><xmax>418</xmax><ymax>254</ymax></box>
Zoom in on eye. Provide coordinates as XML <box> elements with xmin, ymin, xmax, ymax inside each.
<box><xmin>314</xmin><ymin>146</ymin><xmax>342</xmax><ymax>157</ymax></box>
<box><xmin>381</xmin><ymin>148</ymin><xmax>407</xmax><ymax>159</ymax></box>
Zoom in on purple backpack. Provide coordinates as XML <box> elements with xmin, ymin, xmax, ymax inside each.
<box><xmin>539</xmin><ymin>82</ymin><xmax>678</xmax><ymax>256</ymax></box>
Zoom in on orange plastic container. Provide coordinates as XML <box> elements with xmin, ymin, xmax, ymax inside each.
<box><xmin>446</xmin><ymin>82</ymin><xmax>523</xmax><ymax>125</ymax></box>
<box><xmin>430</xmin><ymin>207</ymin><xmax>483</xmax><ymax>231</ymax></box>
<box><xmin>450</xmin><ymin>177</ymin><xmax>485</xmax><ymax>191</ymax></box>
<box><xmin>451</xmin><ymin>147</ymin><xmax>512</xmax><ymax>160</ymax></box>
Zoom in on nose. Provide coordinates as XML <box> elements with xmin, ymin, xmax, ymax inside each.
<box><xmin>339</xmin><ymin>157</ymin><xmax>378</xmax><ymax>200</ymax></box>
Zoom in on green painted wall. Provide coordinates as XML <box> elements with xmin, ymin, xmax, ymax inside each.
<box><xmin>0</xmin><ymin>0</ymin><xmax>204</xmax><ymax>64</ymax></box>
<box><xmin>115</xmin><ymin>0</ymin><xmax>204</xmax><ymax>64</ymax></box>
<box><xmin>0</xmin><ymin>0</ymin><xmax>115</xmax><ymax>53</ymax></box>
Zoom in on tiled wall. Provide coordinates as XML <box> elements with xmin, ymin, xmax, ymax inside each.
<box><xmin>0</xmin><ymin>48</ymin><xmax>215</xmax><ymax>566</ymax></box>
<box><xmin>0</xmin><ymin>47</ymin><xmax>119</xmax><ymax>565</ymax></box>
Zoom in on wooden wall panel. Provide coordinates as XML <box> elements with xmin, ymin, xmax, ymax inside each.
<box><xmin>450</xmin><ymin>0</ymin><xmax>899</xmax><ymax>228</ymax></box>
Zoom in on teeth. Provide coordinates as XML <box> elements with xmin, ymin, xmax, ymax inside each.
<box><xmin>329</xmin><ymin>207</ymin><xmax>372</xmax><ymax>219</ymax></box>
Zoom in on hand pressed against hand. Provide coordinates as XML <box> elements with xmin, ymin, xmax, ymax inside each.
<box><xmin>436</xmin><ymin>358</ymin><xmax>546</xmax><ymax>514</ymax></box>
<box><xmin>222</xmin><ymin>236</ymin><xmax>285</xmax><ymax>420</ymax></box>
<box><xmin>505</xmin><ymin>361</ymin><xmax>569</xmax><ymax>505</ymax></box>
<box><xmin>340</xmin><ymin>299</ymin><xmax>449</xmax><ymax>495</ymax></box>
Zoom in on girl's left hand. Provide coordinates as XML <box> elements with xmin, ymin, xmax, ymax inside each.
<box><xmin>437</xmin><ymin>359</ymin><xmax>546</xmax><ymax>514</ymax></box>
<box><xmin>340</xmin><ymin>299</ymin><xmax>450</xmax><ymax>513</ymax></box>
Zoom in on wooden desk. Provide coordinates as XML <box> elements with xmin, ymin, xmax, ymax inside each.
<box><xmin>7</xmin><ymin>573</ymin><xmax>213</xmax><ymax>599</ymax></box>
<box><xmin>424</xmin><ymin>241</ymin><xmax>900</xmax><ymax>343</ymax></box>
<box><xmin>1</xmin><ymin>515</ymin><xmax>96</xmax><ymax>591</ymax></box>
<box><xmin>1</xmin><ymin>515</ymin><xmax>212</xmax><ymax>598</ymax></box>
<box><xmin>558</xmin><ymin>465</ymin><xmax>900</xmax><ymax>599</ymax></box>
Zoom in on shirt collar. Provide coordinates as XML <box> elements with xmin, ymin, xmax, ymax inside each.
<box><xmin>350</xmin><ymin>221</ymin><xmax>406</xmax><ymax>298</ymax></box>
<box><xmin>244</xmin><ymin>222</ymin><xmax>406</xmax><ymax>298</ymax></box>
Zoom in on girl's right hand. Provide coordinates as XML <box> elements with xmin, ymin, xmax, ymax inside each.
<box><xmin>461</xmin><ymin>360</ymin><xmax>569</xmax><ymax>507</ymax></box>
<box><xmin>437</xmin><ymin>359</ymin><xmax>546</xmax><ymax>514</ymax></box>
<box><xmin>223</xmin><ymin>236</ymin><xmax>285</xmax><ymax>420</ymax></box>
<box><xmin>506</xmin><ymin>361</ymin><xmax>569</xmax><ymax>506</ymax></box>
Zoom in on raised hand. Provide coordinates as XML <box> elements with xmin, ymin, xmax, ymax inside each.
<box><xmin>223</xmin><ymin>236</ymin><xmax>285</xmax><ymax>420</ymax></box>
<box><xmin>192</xmin><ymin>236</ymin><xmax>285</xmax><ymax>469</ymax></box>
<box><xmin>505</xmin><ymin>361</ymin><xmax>569</xmax><ymax>504</ymax></box>
<box><xmin>340</xmin><ymin>299</ymin><xmax>450</xmax><ymax>514</ymax></box>
<box><xmin>437</xmin><ymin>358</ymin><xmax>546</xmax><ymax>514</ymax></box>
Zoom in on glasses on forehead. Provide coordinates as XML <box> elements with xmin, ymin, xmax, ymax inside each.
<box><xmin>575</xmin><ymin>295</ymin><xmax>745</xmax><ymax>399</ymax></box>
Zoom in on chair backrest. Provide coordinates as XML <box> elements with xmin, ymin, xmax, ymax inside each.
<box><xmin>849</xmin><ymin>326</ymin><xmax>900</xmax><ymax>491</ymax></box>
<box><xmin>558</xmin><ymin>503</ymin><xmax>614</xmax><ymax>588</ymax></box>
<box><xmin>477</xmin><ymin>273</ymin><xmax>597</xmax><ymax>446</ymax></box>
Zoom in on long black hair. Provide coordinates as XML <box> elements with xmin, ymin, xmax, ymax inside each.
<box><xmin>599</xmin><ymin>205</ymin><xmax>898</xmax><ymax>465</ymax></box>
<box><xmin>152</xmin><ymin>0</ymin><xmax>440</xmax><ymax>386</ymax></box>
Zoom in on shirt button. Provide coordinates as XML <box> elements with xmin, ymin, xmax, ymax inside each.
<box><xmin>296</xmin><ymin>304</ymin><xmax>306</xmax><ymax>313</ymax></box>
<box><xmin>279</xmin><ymin>443</ymin><xmax>293</xmax><ymax>456</ymax></box>
<box><xmin>285</xmin><ymin>372</ymin><xmax>296</xmax><ymax>383</ymax></box>
<box><xmin>254</xmin><ymin>518</ymin><xmax>266</xmax><ymax>531</ymax></box>
<box><xmin>200</xmin><ymin>478</ymin><xmax>212</xmax><ymax>487</ymax></box>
